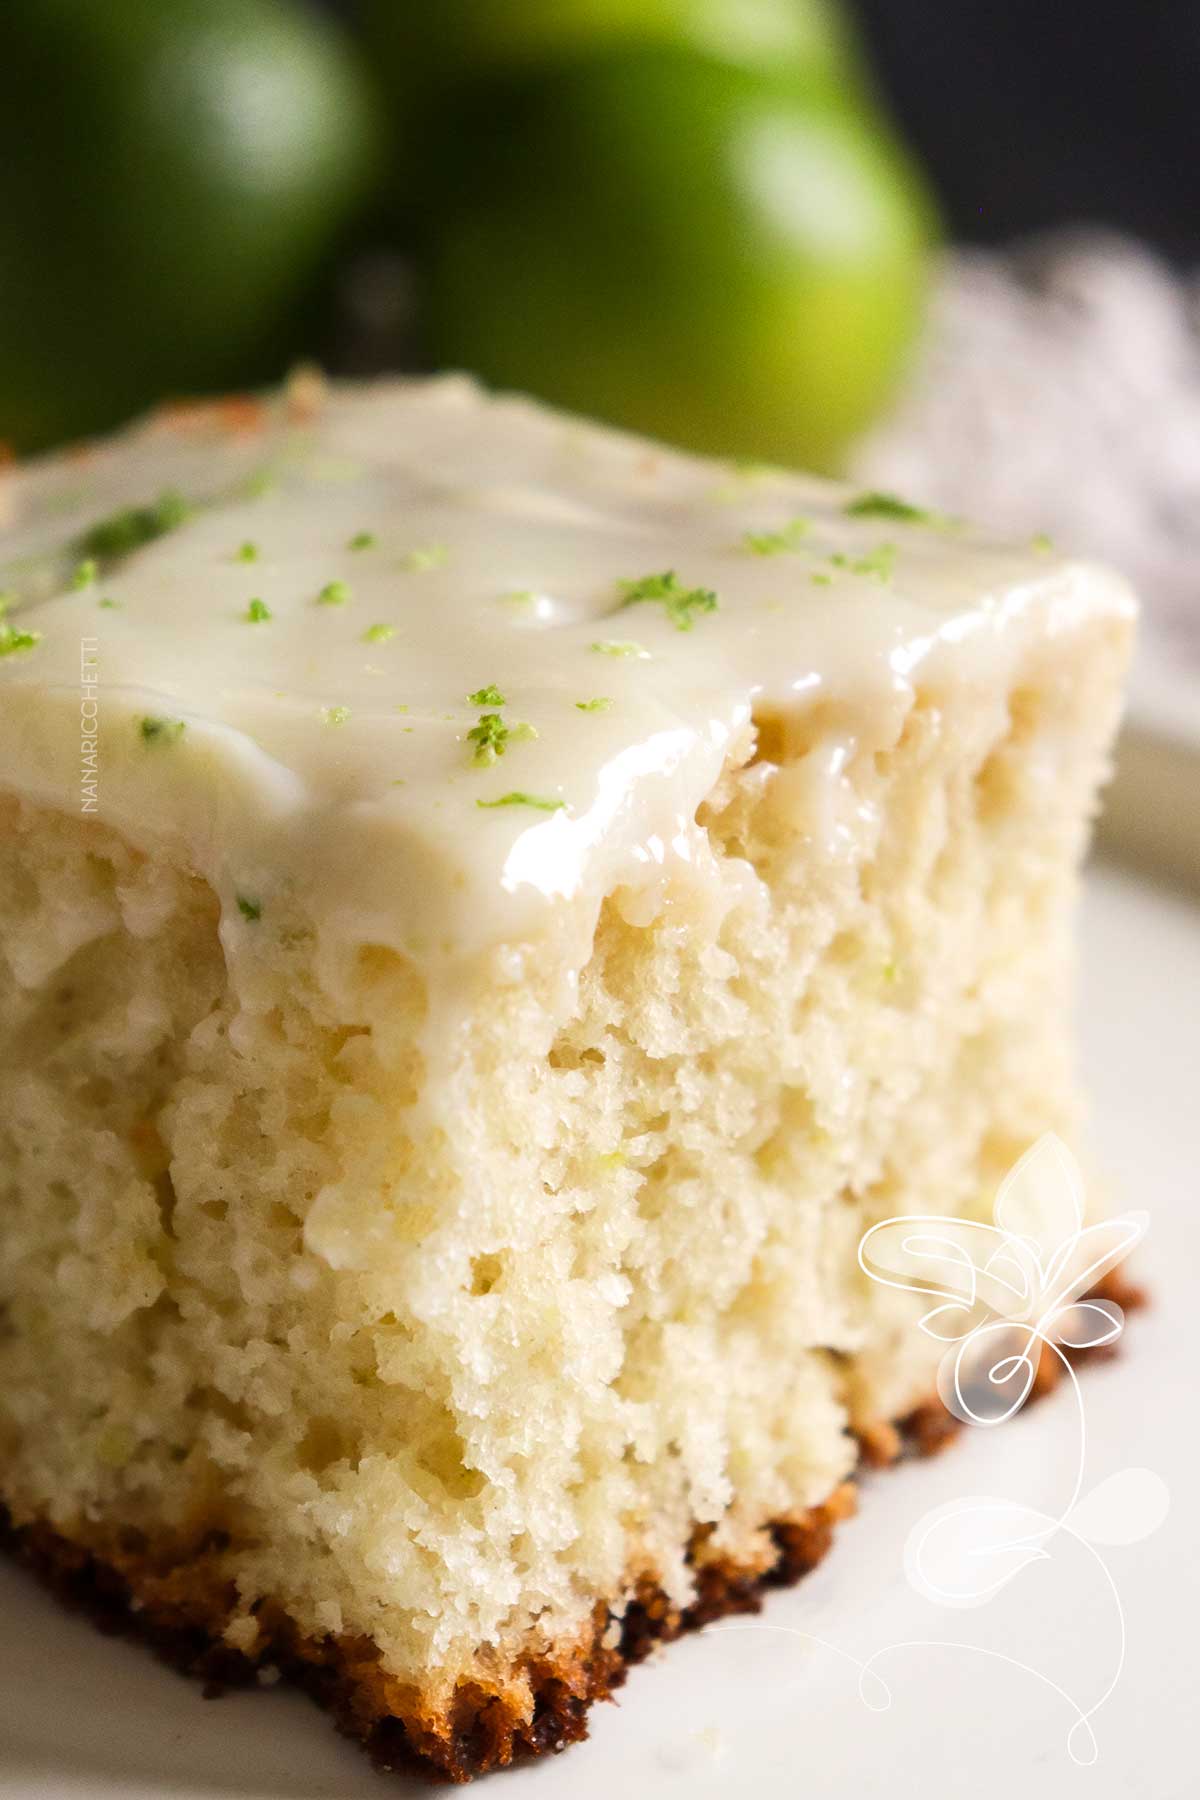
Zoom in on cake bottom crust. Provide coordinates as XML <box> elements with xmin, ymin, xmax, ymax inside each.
<box><xmin>0</xmin><ymin>1276</ymin><xmax>1139</xmax><ymax>1786</ymax></box>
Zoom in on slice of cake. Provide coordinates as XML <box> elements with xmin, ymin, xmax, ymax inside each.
<box><xmin>0</xmin><ymin>376</ymin><xmax>1134</xmax><ymax>1782</ymax></box>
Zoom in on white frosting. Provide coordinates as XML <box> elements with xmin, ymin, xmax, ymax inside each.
<box><xmin>0</xmin><ymin>375</ymin><xmax>1135</xmax><ymax>1056</ymax></box>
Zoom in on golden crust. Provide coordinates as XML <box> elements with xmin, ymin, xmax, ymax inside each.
<box><xmin>0</xmin><ymin>1488</ymin><xmax>857</xmax><ymax>1785</ymax></box>
<box><xmin>0</xmin><ymin>1274</ymin><xmax>1141</xmax><ymax>1785</ymax></box>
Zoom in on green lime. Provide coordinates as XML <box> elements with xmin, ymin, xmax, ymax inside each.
<box><xmin>427</xmin><ymin>51</ymin><xmax>937</xmax><ymax>473</ymax></box>
<box><xmin>0</xmin><ymin>0</ymin><xmax>381</xmax><ymax>452</ymax></box>
<box><xmin>362</xmin><ymin>0</ymin><xmax>865</xmax><ymax>220</ymax></box>
<box><xmin>363</xmin><ymin>0</ymin><xmax>859</xmax><ymax>85</ymax></box>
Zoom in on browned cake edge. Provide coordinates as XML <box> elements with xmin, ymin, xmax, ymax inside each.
<box><xmin>0</xmin><ymin>1273</ymin><xmax>1141</xmax><ymax>1786</ymax></box>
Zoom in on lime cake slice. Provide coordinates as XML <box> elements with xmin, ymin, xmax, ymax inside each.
<box><xmin>0</xmin><ymin>377</ymin><xmax>1134</xmax><ymax>1781</ymax></box>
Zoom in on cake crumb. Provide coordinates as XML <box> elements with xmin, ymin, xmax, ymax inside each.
<box><xmin>223</xmin><ymin>1613</ymin><xmax>261</xmax><ymax>1656</ymax></box>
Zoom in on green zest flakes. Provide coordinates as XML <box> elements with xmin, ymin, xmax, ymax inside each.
<box><xmin>467</xmin><ymin>713</ymin><xmax>507</xmax><ymax>765</ymax></box>
<box><xmin>844</xmin><ymin>491</ymin><xmax>937</xmax><ymax>525</ymax></box>
<box><xmin>1031</xmin><ymin>532</ymin><xmax>1055</xmax><ymax>553</ymax></box>
<box><xmin>78</xmin><ymin>489</ymin><xmax>191</xmax><ymax>561</ymax></box>
<box><xmin>348</xmin><ymin>530</ymin><xmax>377</xmax><ymax>551</ymax></box>
<box><xmin>238</xmin><ymin>467</ymin><xmax>276</xmax><ymax>500</ymax></box>
<box><xmin>476</xmin><ymin>791</ymin><xmax>565</xmax><ymax>812</ymax></box>
<box><xmin>576</xmin><ymin>696</ymin><xmax>613</xmax><ymax>712</ymax></box>
<box><xmin>139</xmin><ymin>715</ymin><xmax>185</xmax><ymax>746</ymax></box>
<box><xmin>742</xmin><ymin>517</ymin><xmax>810</xmax><ymax>556</ymax></box>
<box><xmin>235</xmin><ymin>540</ymin><xmax>260</xmax><ymax>563</ymax></box>
<box><xmin>363</xmin><ymin>622</ymin><xmax>396</xmax><ymax>644</ymax></box>
<box><xmin>0</xmin><ymin>622</ymin><xmax>41</xmax><ymax>657</ymax></box>
<box><xmin>619</xmin><ymin>569</ymin><xmax>718</xmax><ymax>631</ymax></box>
<box><xmin>245</xmin><ymin>598</ymin><xmax>272</xmax><ymax>623</ymax></box>
<box><xmin>0</xmin><ymin>590</ymin><xmax>15</xmax><ymax>617</ymax></box>
<box><xmin>810</xmin><ymin>571</ymin><xmax>833</xmax><ymax>587</ymax></box>
<box><xmin>404</xmin><ymin>543</ymin><xmax>448</xmax><ymax>572</ymax></box>
<box><xmin>858</xmin><ymin>544</ymin><xmax>897</xmax><ymax>582</ymax></box>
<box><xmin>70</xmin><ymin>558</ymin><xmax>98</xmax><ymax>589</ymax></box>
<box><xmin>236</xmin><ymin>895</ymin><xmax>262</xmax><ymax>922</ymax></box>
<box><xmin>467</xmin><ymin>711</ymin><xmax>537</xmax><ymax>767</ymax></box>
<box><xmin>98</xmin><ymin>597</ymin><xmax>121</xmax><ymax>609</ymax></box>
<box><xmin>321</xmin><ymin>704</ymin><xmax>351</xmax><ymax>727</ymax></box>
<box><xmin>317</xmin><ymin>580</ymin><xmax>350</xmax><ymax>606</ymax></box>
<box><xmin>468</xmin><ymin>684</ymin><xmax>506</xmax><ymax>706</ymax></box>
<box><xmin>830</xmin><ymin>543</ymin><xmax>896</xmax><ymax>583</ymax></box>
<box><xmin>591</xmin><ymin>638</ymin><xmax>647</xmax><ymax>658</ymax></box>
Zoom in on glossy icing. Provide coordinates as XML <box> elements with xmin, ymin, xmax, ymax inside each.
<box><xmin>0</xmin><ymin>374</ymin><xmax>1135</xmax><ymax>1057</ymax></box>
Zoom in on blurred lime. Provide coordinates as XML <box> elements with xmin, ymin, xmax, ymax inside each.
<box><xmin>428</xmin><ymin>52</ymin><xmax>937</xmax><ymax>472</ymax></box>
<box><xmin>361</xmin><ymin>0</ymin><xmax>867</xmax><ymax>223</ymax></box>
<box><xmin>363</xmin><ymin>0</ymin><xmax>859</xmax><ymax>86</ymax></box>
<box><xmin>0</xmin><ymin>0</ymin><xmax>381</xmax><ymax>452</ymax></box>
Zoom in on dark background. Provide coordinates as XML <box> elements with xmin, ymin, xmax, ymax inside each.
<box><xmin>847</xmin><ymin>0</ymin><xmax>1200</xmax><ymax>261</ymax></box>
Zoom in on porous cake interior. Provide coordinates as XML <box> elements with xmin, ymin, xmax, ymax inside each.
<box><xmin>0</xmin><ymin>616</ymin><xmax>1126</xmax><ymax>1731</ymax></box>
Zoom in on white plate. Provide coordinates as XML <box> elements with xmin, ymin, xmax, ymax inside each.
<box><xmin>2</xmin><ymin>860</ymin><xmax>1196</xmax><ymax>1800</ymax></box>
<box><xmin>1102</xmin><ymin>645</ymin><xmax>1200</xmax><ymax>889</ymax></box>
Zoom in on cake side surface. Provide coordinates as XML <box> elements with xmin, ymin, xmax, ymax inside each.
<box><xmin>0</xmin><ymin>377</ymin><xmax>1135</xmax><ymax>1779</ymax></box>
<box><xmin>0</xmin><ymin>1274</ymin><xmax>1138</xmax><ymax>1784</ymax></box>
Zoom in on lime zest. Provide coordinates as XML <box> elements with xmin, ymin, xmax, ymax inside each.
<box><xmin>844</xmin><ymin>491</ymin><xmax>940</xmax><ymax>525</ymax></box>
<box><xmin>477</xmin><ymin>791</ymin><xmax>565</xmax><ymax>812</ymax></box>
<box><xmin>0</xmin><ymin>622</ymin><xmax>41</xmax><ymax>657</ymax></box>
<box><xmin>467</xmin><ymin>712</ymin><xmax>537</xmax><ymax>767</ymax></box>
<box><xmin>619</xmin><ymin>569</ymin><xmax>717</xmax><ymax>631</ymax></box>
<box><xmin>830</xmin><ymin>543</ymin><xmax>896</xmax><ymax>583</ymax></box>
<box><xmin>78</xmin><ymin>490</ymin><xmax>191</xmax><ymax>561</ymax></box>
<box><xmin>591</xmin><ymin>638</ymin><xmax>648</xmax><ymax>658</ymax></box>
<box><xmin>139</xmin><ymin>715</ymin><xmax>185</xmax><ymax>745</ymax></box>
<box><xmin>742</xmin><ymin>518</ymin><xmax>811</xmax><ymax>557</ymax></box>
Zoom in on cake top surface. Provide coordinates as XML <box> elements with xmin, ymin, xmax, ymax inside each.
<box><xmin>0</xmin><ymin>374</ymin><xmax>1133</xmax><ymax>985</ymax></box>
